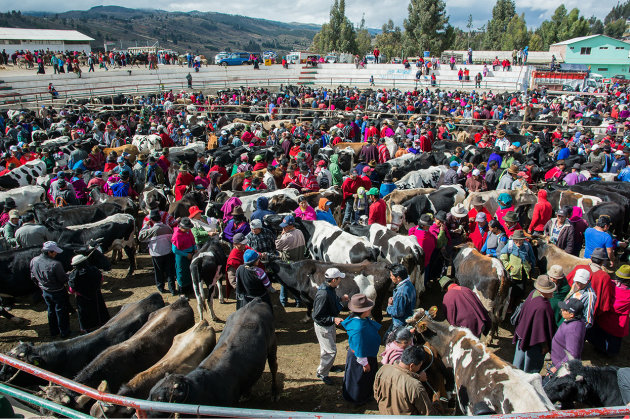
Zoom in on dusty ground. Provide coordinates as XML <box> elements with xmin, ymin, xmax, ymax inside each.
<box><xmin>0</xmin><ymin>252</ymin><xmax>627</xmax><ymax>415</ymax></box>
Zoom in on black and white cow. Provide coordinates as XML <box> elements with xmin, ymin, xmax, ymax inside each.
<box><xmin>32</xmin><ymin>202</ymin><xmax>123</xmax><ymax>228</ymax></box>
<box><xmin>132</xmin><ymin>134</ymin><xmax>162</xmax><ymax>154</ymax></box>
<box><xmin>190</xmin><ymin>239</ymin><xmax>230</xmax><ymax>321</ymax></box>
<box><xmin>396</xmin><ymin>185</ymin><xmax>466</xmax><ymax>226</ymax></box>
<box><xmin>0</xmin><ymin>160</ymin><xmax>47</xmax><ymax>189</ymax></box>
<box><xmin>0</xmin><ymin>185</ymin><xmax>46</xmax><ymax>213</ymax></box>
<box><xmin>300</xmin><ymin>220</ymin><xmax>379</xmax><ymax>264</ymax></box>
<box><xmin>344</xmin><ymin>223</ymin><xmax>425</xmax><ymax>299</ymax></box>
<box><xmin>395</xmin><ymin>166</ymin><xmax>448</xmax><ymax>189</ymax></box>
<box><xmin>52</xmin><ymin>213</ymin><xmax>137</xmax><ymax>276</ymax></box>
<box><xmin>545</xmin><ymin>360</ymin><xmax>623</xmax><ymax>409</ymax></box>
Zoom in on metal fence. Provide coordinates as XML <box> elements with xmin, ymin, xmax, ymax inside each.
<box><xmin>0</xmin><ymin>353</ymin><xmax>630</xmax><ymax>418</ymax></box>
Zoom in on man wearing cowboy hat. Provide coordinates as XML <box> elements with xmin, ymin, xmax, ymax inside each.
<box><xmin>500</xmin><ymin>229</ymin><xmax>535</xmax><ymax>296</ymax></box>
<box><xmin>588</xmin><ymin>265</ymin><xmax>630</xmax><ymax>356</ymax></box>
<box><xmin>467</xmin><ymin>195</ymin><xmax>491</xmax><ymax>232</ymax></box>
<box><xmin>502</xmin><ymin>211</ymin><xmax>522</xmax><ymax>238</ymax></box>
<box><xmin>496</xmin><ymin>164</ymin><xmax>518</xmax><ymax>190</ymax></box>
<box><xmin>31</xmin><ymin>241</ymin><xmax>72</xmax><ymax>338</ymax></box>
<box><xmin>512</xmin><ymin>275</ymin><xmax>557</xmax><ymax>373</ymax></box>
<box><xmin>312</xmin><ymin>268</ymin><xmax>349</xmax><ymax>385</ymax></box>
<box><xmin>440</xmin><ymin>275</ymin><xmax>490</xmax><ymax>338</ymax></box>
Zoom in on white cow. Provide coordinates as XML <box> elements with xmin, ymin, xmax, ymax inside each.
<box><xmin>395</xmin><ymin>166</ymin><xmax>448</xmax><ymax>189</ymax></box>
<box><xmin>132</xmin><ymin>134</ymin><xmax>163</xmax><ymax>154</ymax></box>
<box><xmin>0</xmin><ymin>185</ymin><xmax>46</xmax><ymax>213</ymax></box>
<box><xmin>301</xmin><ymin>220</ymin><xmax>379</xmax><ymax>264</ymax></box>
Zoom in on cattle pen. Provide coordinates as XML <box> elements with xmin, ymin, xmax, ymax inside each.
<box><xmin>0</xmin><ymin>352</ymin><xmax>629</xmax><ymax>418</ymax></box>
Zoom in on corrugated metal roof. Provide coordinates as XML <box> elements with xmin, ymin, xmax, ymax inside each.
<box><xmin>0</xmin><ymin>27</ymin><xmax>93</xmax><ymax>41</ymax></box>
<box><xmin>552</xmin><ymin>34</ymin><xmax>609</xmax><ymax>46</ymax></box>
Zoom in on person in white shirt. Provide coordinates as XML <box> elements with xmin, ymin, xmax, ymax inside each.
<box><xmin>138</xmin><ymin>209</ymin><xmax>176</xmax><ymax>295</ymax></box>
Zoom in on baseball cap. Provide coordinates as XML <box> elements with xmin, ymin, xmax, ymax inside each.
<box><xmin>558</xmin><ymin>298</ymin><xmax>584</xmax><ymax>316</ymax></box>
<box><xmin>280</xmin><ymin>215</ymin><xmax>295</xmax><ymax>228</ymax></box>
<box><xmin>475</xmin><ymin>212</ymin><xmax>487</xmax><ymax>222</ymax></box>
<box><xmin>547</xmin><ymin>265</ymin><xmax>564</xmax><ymax>279</ymax></box>
<box><xmin>8</xmin><ymin>210</ymin><xmax>19</xmax><ymax>219</ymax></box>
<box><xmin>574</xmin><ymin>268</ymin><xmax>591</xmax><ymax>285</ymax></box>
<box><xmin>449</xmin><ymin>160</ymin><xmax>459</xmax><ymax>167</ymax></box>
<box><xmin>325</xmin><ymin>268</ymin><xmax>346</xmax><ymax>280</ymax></box>
<box><xmin>472</xmin><ymin>169</ymin><xmax>480</xmax><ymax>176</ymax></box>
<box><xmin>250</xmin><ymin>219</ymin><xmax>263</xmax><ymax>229</ymax></box>
<box><xmin>42</xmin><ymin>241</ymin><xmax>63</xmax><ymax>253</ymax></box>
<box><xmin>366</xmin><ymin>187</ymin><xmax>379</xmax><ymax>196</ymax></box>
<box><xmin>233</xmin><ymin>233</ymin><xmax>248</xmax><ymax>244</ymax></box>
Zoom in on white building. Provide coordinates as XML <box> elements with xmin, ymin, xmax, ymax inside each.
<box><xmin>0</xmin><ymin>28</ymin><xmax>93</xmax><ymax>55</ymax></box>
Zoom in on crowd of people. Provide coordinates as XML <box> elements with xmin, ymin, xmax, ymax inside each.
<box><xmin>2</xmin><ymin>77</ymin><xmax>630</xmax><ymax>413</ymax></box>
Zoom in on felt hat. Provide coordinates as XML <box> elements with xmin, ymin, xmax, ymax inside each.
<box><xmin>534</xmin><ymin>275</ymin><xmax>557</xmax><ymax>293</ymax></box>
<box><xmin>503</xmin><ymin>211</ymin><xmax>519</xmax><ymax>223</ymax></box>
<box><xmin>547</xmin><ymin>265</ymin><xmax>564</xmax><ymax>279</ymax></box>
<box><xmin>348</xmin><ymin>293</ymin><xmax>374</xmax><ymax>313</ymax></box>
<box><xmin>511</xmin><ymin>229</ymin><xmax>526</xmax><ymax>240</ymax></box>
<box><xmin>471</xmin><ymin>195</ymin><xmax>485</xmax><ymax>206</ymax></box>
<box><xmin>451</xmin><ymin>203</ymin><xmax>467</xmax><ymax>218</ymax></box>
<box><xmin>591</xmin><ymin>247</ymin><xmax>609</xmax><ymax>260</ymax></box>
<box><xmin>178</xmin><ymin>217</ymin><xmax>193</xmax><ymax>229</ymax></box>
<box><xmin>71</xmin><ymin>254</ymin><xmax>88</xmax><ymax>266</ymax></box>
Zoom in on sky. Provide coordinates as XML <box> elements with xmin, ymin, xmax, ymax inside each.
<box><xmin>4</xmin><ymin>0</ymin><xmax>617</xmax><ymax>30</ymax></box>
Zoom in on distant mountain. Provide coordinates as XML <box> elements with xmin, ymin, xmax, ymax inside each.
<box><xmin>1</xmin><ymin>6</ymin><xmax>320</xmax><ymax>58</ymax></box>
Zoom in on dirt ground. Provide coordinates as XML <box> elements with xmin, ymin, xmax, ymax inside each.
<box><xmin>0</xmin><ymin>252</ymin><xmax>628</xmax><ymax>415</ymax></box>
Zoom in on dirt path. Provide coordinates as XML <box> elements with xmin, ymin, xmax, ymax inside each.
<box><xmin>0</xmin><ymin>253</ymin><xmax>627</xmax><ymax>414</ymax></box>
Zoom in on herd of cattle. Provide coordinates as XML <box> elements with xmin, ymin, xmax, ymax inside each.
<box><xmin>0</xmin><ymin>103</ymin><xmax>629</xmax><ymax>415</ymax></box>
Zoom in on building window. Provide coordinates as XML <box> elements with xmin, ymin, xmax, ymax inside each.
<box><xmin>580</xmin><ymin>47</ymin><xmax>591</xmax><ymax>55</ymax></box>
<box><xmin>617</xmin><ymin>47</ymin><xmax>625</xmax><ymax>49</ymax></box>
<box><xmin>600</xmin><ymin>46</ymin><xmax>608</xmax><ymax>49</ymax></box>
<box><xmin>597</xmin><ymin>68</ymin><xmax>608</xmax><ymax>72</ymax></box>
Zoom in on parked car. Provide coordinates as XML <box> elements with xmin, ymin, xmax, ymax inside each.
<box><xmin>325</xmin><ymin>54</ymin><xmax>338</xmax><ymax>63</ymax></box>
<box><xmin>365</xmin><ymin>54</ymin><xmax>377</xmax><ymax>64</ymax></box>
<box><xmin>214</xmin><ymin>52</ymin><xmax>230</xmax><ymax>64</ymax></box>
<box><xmin>218</xmin><ymin>52</ymin><xmax>252</xmax><ymax>66</ymax></box>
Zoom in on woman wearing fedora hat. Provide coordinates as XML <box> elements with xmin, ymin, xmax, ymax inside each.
<box><xmin>68</xmin><ymin>253</ymin><xmax>110</xmax><ymax>333</ymax></box>
<box><xmin>222</xmin><ymin>206</ymin><xmax>251</xmax><ymax>244</ymax></box>
<box><xmin>341</xmin><ymin>294</ymin><xmax>381</xmax><ymax>405</ymax></box>
<box><xmin>512</xmin><ymin>275</ymin><xmax>557</xmax><ymax>373</ymax></box>
<box><xmin>171</xmin><ymin>217</ymin><xmax>197</xmax><ymax>296</ymax></box>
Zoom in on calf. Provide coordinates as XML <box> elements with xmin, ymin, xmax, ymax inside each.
<box><xmin>0</xmin><ymin>160</ymin><xmax>47</xmax><ymax>189</ymax></box>
<box><xmin>383</xmin><ymin>188</ymin><xmax>435</xmax><ymax>206</ymax></box>
<box><xmin>453</xmin><ymin>246</ymin><xmax>511</xmax><ymax>344</ymax></box>
<box><xmin>148</xmin><ymin>298</ymin><xmax>278</xmax><ymax>409</ymax></box>
<box><xmin>532</xmin><ymin>239</ymin><xmax>589</xmax><ymax>277</ymax></box>
<box><xmin>190</xmin><ymin>239</ymin><xmax>230</xmax><ymax>321</ymax></box>
<box><xmin>410</xmin><ymin>308</ymin><xmax>555</xmax><ymax>414</ymax></box>
<box><xmin>545</xmin><ymin>360</ymin><xmax>623</xmax><ymax>408</ymax></box>
<box><xmin>42</xmin><ymin>297</ymin><xmax>195</xmax><ymax>408</ymax></box>
<box><xmin>91</xmin><ymin>321</ymin><xmax>216</xmax><ymax>418</ymax></box>
<box><xmin>0</xmin><ymin>185</ymin><xmax>46</xmax><ymax>213</ymax></box>
<box><xmin>54</xmin><ymin>213</ymin><xmax>137</xmax><ymax>276</ymax></box>
<box><xmin>301</xmin><ymin>220</ymin><xmax>379</xmax><ymax>264</ymax></box>
<box><xmin>267</xmin><ymin>259</ymin><xmax>392</xmax><ymax>322</ymax></box>
<box><xmin>0</xmin><ymin>293</ymin><xmax>165</xmax><ymax>386</ymax></box>
<box><xmin>33</xmin><ymin>202</ymin><xmax>122</xmax><ymax>228</ymax></box>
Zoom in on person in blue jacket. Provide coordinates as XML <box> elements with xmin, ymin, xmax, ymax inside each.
<box><xmin>385</xmin><ymin>264</ymin><xmax>416</xmax><ymax>337</ymax></box>
<box><xmin>379</xmin><ymin>174</ymin><xmax>397</xmax><ymax>198</ymax></box>
<box><xmin>341</xmin><ymin>294</ymin><xmax>381</xmax><ymax>405</ymax></box>
<box><xmin>315</xmin><ymin>198</ymin><xmax>337</xmax><ymax>226</ymax></box>
<box><xmin>250</xmin><ymin>196</ymin><xmax>276</xmax><ymax>222</ymax></box>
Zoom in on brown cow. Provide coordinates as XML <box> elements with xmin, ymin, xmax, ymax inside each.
<box><xmin>452</xmin><ymin>245</ymin><xmax>511</xmax><ymax>345</ymax></box>
<box><xmin>408</xmin><ymin>308</ymin><xmax>555</xmax><ymax>414</ymax></box>
<box><xmin>90</xmin><ymin>320</ymin><xmax>216</xmax><ymax>418</ymax></box>
<box><xmin>220</xmin><ymin>169</ymin><xmax>267</xmax><ymax>191</ymax></box>
<box><xmin>383</xmin><ymin>188</ymin><xmax>436</xmax><ymax>206</ymax></box>
<box><xmin>532</xmin><ymin>239</ymin><xmax>589</xmax><ymax>276</ymax></box>
<box><xmin>333</xmin><ymin>142</ymin><xmax>365</xmax><ymax>155</ymax></box>
<box><xmin>103</xmin><ymin>145</ymin><xmax>140</xmax><ymax>163</ymax></box>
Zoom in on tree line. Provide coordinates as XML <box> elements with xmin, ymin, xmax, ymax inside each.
<box><xmin>311</xmin><ymin>0</ymin><xmax>630</xmax><ymax>58</ymax></box>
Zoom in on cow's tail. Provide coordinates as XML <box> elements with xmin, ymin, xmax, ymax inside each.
<box><xmin>190</xmin><ymin>256</ymin><xmax>207</xmax><ymax>321</ymax></box>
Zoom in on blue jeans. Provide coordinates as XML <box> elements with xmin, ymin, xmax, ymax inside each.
<box><xmin>513</xmin><ymin>340</ymin><xmax>544</xmax><ymax>373</ymax></box>
<box><xmin>280</xmin><ymin>285</ymin><xmax>302</xmax><ymax>306</ymax></box>
<box><xmin>42</xmin><ymin>289</ymin><xmax>70</xmax><ymax>337</ymax></box>
<box><xmin>343</xmin><ymin>205</ymin><xmax>354</xmax><ymax>225</ymax></box>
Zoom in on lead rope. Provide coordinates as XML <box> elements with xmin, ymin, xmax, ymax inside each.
<box><xmin>420</xmin><ymin>344</ymin><xmax>439</xmax><ymax>397</ymax></box>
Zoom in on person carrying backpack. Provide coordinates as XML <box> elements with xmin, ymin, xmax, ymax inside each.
<box><xmin>109</xmin><ymin>172</ymin><xmax>138</xmax><ymax>198</ymax></box>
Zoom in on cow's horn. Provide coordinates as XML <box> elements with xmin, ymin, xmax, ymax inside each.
<box><xmin>62</xmin><ymin>395</ymin><xmax>72</xmax><ymax>405</ymax></box>
<box><xmin>97</xmin><ymin>380</ymin><xmax>109</xmax><ymax>393</ymax></box>
<box><xmin>575</xmin><ymin>375</ymin><xmax>584</xmax><ymax>382</ymax></box>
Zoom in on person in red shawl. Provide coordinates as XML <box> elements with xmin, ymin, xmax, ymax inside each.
<box><xmin>367</xmin><ymin>187</ymin><xmax>386</xmax><ymax>226</ymax></box>
<box><xmin>512</xmin><ymin>275</ymin><xmax>557</xmax><ymax>373</ymax></box>
<box><xmin>467</xmin><ymin>195</ymin><xmax>492</xmax><ymax>232</ymax></box>
<box><xmin>174</xmin><ymin>164</ymin><xmax>195</xmax><ymax>201</ymax></box>
<box><xmin>544</xmin><ymin>160</ymin><xmax>566</xmax><ymax>182</ymax></box>
<box><xmin>225</xmin><ymin>232</ymin><xmax>252</xmax><ymax>302</ymax></box>
<box><xmin>208</xmin><ymin>158</ymin><xmax>229</xmax><ymax>185</ymax></box>
<box><xmin>419</xmin><ymin>129</ymin><xmax>432</xmax><ymax>152</ymax></box>
<box><xmin>528</xmin><ymin>190</ymin><xmax>552</xmax><ymax>234</ymax></box>
<box><xmin>566</xmin><ymin>247</ymin><xmax>615</xmax><ymax>320</ymax></box>
<box><xmin>469</xmin><ymin>212</ymin><xmax>489</xmax><ymax>251</ymax></box>
<box><xmin>440</xmin><ymin>276</ymin><xmax>490</xmax><ymax>338</ymax></box>
<box><xmin>84</xmin><ymin>146</ymin><xmax>106</xmax><ymax>171</ymax></box>
<box><xmin>502</xmin><ymin>211</ymin><xmax>522</xmax><ymax>238</ymax></box>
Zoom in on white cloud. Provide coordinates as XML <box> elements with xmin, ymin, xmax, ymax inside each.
<box><xmin>1</xmin><ymin>0</ymin><xmax>613</xmax><ymax>29</ymax></box>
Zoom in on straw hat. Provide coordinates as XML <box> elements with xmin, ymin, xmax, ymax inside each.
<box><xmin>451</xmin><ymin>204</ymin><xmax>468</xmax><ymax>218</ymax></box>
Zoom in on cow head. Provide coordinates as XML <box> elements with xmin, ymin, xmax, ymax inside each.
<box><xmin>389</xmin><ymin>204</ymin><xmax>406</xmax><ymax>232</ymax></box>
<box><xmin>544</xmin><ymin>360</ymin><xmax>583</xmax><ymax>409</ymax></box>
<box><xmin>149</xmin><ymin>373</ymin><xmax>191</xmax><ymax>405</ymax></box>
<box><xmin>39</xmin><ymin>384</ymin><xmax>75</xmax><ymax>408</ymax></box>
<box><xmin>0</xmin><ymin>342</ymin><xmax>43</xmax><ymax>381</ymax></box>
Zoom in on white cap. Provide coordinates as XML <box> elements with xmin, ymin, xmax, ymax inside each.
<box><xmin>472</xmin><ymin>169</ymin><xmax>480</xmax><ymax>176</ymax></box>
<box><xmin>71</xmin><ymin>254</ymin><xmax>88</xmax><ymax>266</ymax></box>
<box><xmin>592</xmin><ymin>144</ymin><xmax>599</xmax><ymax>150</ymax></box>
<box><xmin>325</xmin><ymin>268</ymin><xmax>346</xmax><ymax>280</ymax></box>
<box><xmin>42</xmin><ymin>241</ymin><xmax>63</xmax><ymax>253</ymax></box>
<box><xmin>615</xmin><ymin>150</ymin><xmax>624</xmax><ymax>155</ymax></box>
<box><xmin>574</xmin><ymin>268</ymin><xmax>590</xmax><ymax>285</ymax></box>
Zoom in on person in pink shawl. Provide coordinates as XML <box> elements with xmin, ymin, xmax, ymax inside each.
<box><xmin>171</xmin><ymin>217</ymin><xmax>197</xmax><ymax>295</ymax></box>
<box><xmin>220</xmin><ymin>196</ymin><xmax>243</xmax><ymax>224</ymax></box>
<box><xmin>294</xmin><ymin>196</ymin><xmax>317</xmax><ymax>221</ymax></box>
<box><xmin>569</xmin><ymin>206</ymin><xmax>589</xmax><ymax>256</ymax></box>
<box><xmin>381</xmin><ymin>327</ymin><xmax>414</xmax><ymax>365</ymax></box>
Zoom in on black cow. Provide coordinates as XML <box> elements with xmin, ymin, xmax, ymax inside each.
<box><xmin>32</xmin><ymin>202</ymin><xmax>123</xmax><ymax>228</ymax></box>
<box><xmin>545</xmin><ymin>360</ymin><xmax>623</xmax><ymax>409</ymax></box>
<box><xmin>148</xmin><ymin>298</ymin><xmax>278</xmax><ymax>410</ymax></box>
<box><xmin>0</xmin><ymin>243</ymin><xmax>111</xmax><ymax>298</ymax></box>
<box><xmin>190</xmin><ymin>239</ymin><xmax>230</xmax><ymax>321</ymax></box>
<box><xmin>402</xmin><ymin>186</ymin><xmax>465</xmax><ymax>225</ymax></box>
<box><xmin>0</xmin><ymin>293</ymin><xmax>165</xmax><ymax>387</ymax></box>
<box><xmin>168</xmin><ymin>191</ymin><xmax>207</xmax><ymax>218</ymax></box>
<box><xmin>586</xmin><ymin>202</ymin><xmax>626</xmax><ymax>237</ymax></box>
<box><xmin>266</xmin><ymin>259</ymin><xmax>392</xmax><ymax>322</ymax></box>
